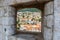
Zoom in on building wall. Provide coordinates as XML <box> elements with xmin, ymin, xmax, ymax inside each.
<box><xmin>53</xmin><ymin>0</ymin><xmax>60</xmax><ymax>40</ymax></box>
<box><xmin>0</xmin><ymin>6</ymin><xmax>16</xmax><ymax>40</ymax></box>
<box><xmin>43</xmin><ymin>1</ymin><xmax>53</xmax><ymax>40</ymax></box>
<box><xmin>1</xmin><ymin>0</ymin><xmax>59</xmax><ymax>40</ymax></box>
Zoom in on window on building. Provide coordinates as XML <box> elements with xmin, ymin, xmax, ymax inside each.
<box><xmin>16</xmin><ymin>8</ymin><xmax>42</xmax><ymax>32</ymax></box>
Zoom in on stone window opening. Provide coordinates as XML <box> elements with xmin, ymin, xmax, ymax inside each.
<box><xmin>16</xmin><ymin>8</ymin><xmax>42</xmax><ymax>34</ymax></box>
<box><xmin>13</xmin><ymin>1</ymin><xmax>53</xmax><ymax>40</ymax></box>
<box><xmin>0</xmin><ymin>0</ymin><xmax>54</xmax><ymax>40</ymax></box>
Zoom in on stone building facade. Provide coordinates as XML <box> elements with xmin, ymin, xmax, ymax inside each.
<box><xmin>0</xmin><ymin>0</ymin><xmax>60</xmax><ymax>40</ymax></box>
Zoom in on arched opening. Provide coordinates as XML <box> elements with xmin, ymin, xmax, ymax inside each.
<box><xmin>17</xmin><ymin>8</ymin><xmax>42</xmax><ymax>32</ymax></box>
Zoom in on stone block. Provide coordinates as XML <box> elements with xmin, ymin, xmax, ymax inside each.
<box><xmin>1</xmin><ymin>0</ymin><xmax>16</xmax><ymax>6</ymax></box>
<box><xmin>16</xmin><ymin>0</ymin><xmax>33</xmax><ymax>3</ymax></box>
<box><xmin>54</xmin><ymin>0</ymin><xmax>60</xmax><ymax>9</ymax></box>
<box><xmin>0</xmin><ymin>6</ymin><xmax>15</xmax><ymax>17</ymax></box>
<box><xmin>17</xmin><ymin>38</ymin><xmax>35</xmax><ymax>40</ymax></box>
<box><xmin>46</xmin><ymin>15</ymin><xmax>53</xmax><ymax>28</ymax></box>
<box><xmin>2</xmin><ymin>17</ymin><xmax>15</xmax><ymax>26</ymax></box>
<box><xmin>53</xmin><ymin>30</ymin><xmax>60</xmax><ymax>40</ymax></box>
<box><xmin>16</xmin><ymin>34</ymin><xmax>35</xmax><ymax>40</ymax></box>
<box><xmin>3</xmin><ymin>25</ymin><xmax>15</xmax><ymax>35</ymax></box>
<box><xmin>8</xmin><ymin>36</ymin><xmax>17</xmax><ymax>40</ymax></box>
<box><xmin>54</xmin><ymin>10</ymin><xmax>60</xmax><ymax>28</ymax></box>
<box><xmin>3</xmin><ymin>6</ymin><xmax>15</xmax><ymax>17</ymax></box>
<box><xmin>44</xmin><ymin>27</ymin><xmax>52</xmax><ymax>40</ymax></box>
<box><xmin>54</xmin><ymin>0</ymin><xmax>60</xmax><ymax>40</ymax></box>
<box><xmin>0</xmin><ymin>25</ymin><xmax>6</xmax><ymax>40</ymax></box>
<box><xmin>53</xmin><ymin>24</ymin><xmax>60</xmax><ymax>40</ymax></box>
<box><xmin>44</xmin><ymin>1</ymin><xmax>53</xmax><ymax>15</ymax></box>
<box><xmin>0</xmin><ymin>0</ymin><xmax>35</xmax><ymax>6</ymax></box>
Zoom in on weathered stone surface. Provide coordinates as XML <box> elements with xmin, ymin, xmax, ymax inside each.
<box><xmin>0</xmin><ymin>0</ymin><xmax>51</xmax><ymax>6</ymax></box>
<box><xmin>3</xmin><ymin>25</ymin><xmax>15</xmax><ymax>35</ymax></box>
<box><xmin>16</xmin><ymin>0</ymin><xmax>35</xmax><ymax>3</ymax></box>
<box><xmin>0</xmin><ymin>17</ymin><xmax>2</xmax><ymax>25</ymax></box>
<box><xmin>0</xmin><ymin>8</ymin><xmax>5</xmax><ymax>17</ymax></box>
<box><xmin>8</xmin><ymin>36</ymin><xmax>17</xmax><ymax>40</ymax></box>
<box><xmin>46</xmin><ymin>15</ymin><xmax>53</xmax><ymax>28</ymax></box>
<box><xmin>0</xmin><ymin>25</ymin><xmax>3</xmax><ymax>40</ymax></box>
<box><xmin>54</xmin><ymin>0</ymin><xmax>60</xmax><ymax>9</ymax></box>
<box><xmin>16</xmin><ymin>34</ymin><xmax>35</xmax><ymax>40</ymax></box>
<box><xmin>53</xmin><ymin>0</ymin><xmax>60</xmax><ymax>40</ymax></box>
<box><xmin>3</xmin><ymin>6</ymin><xmax>15</xmax><ymax>17</ymax></box>
<box><xmin>0</xmin><ymin>0</ymin><xmax>17</xmax><ymax>6</ymax></box>
<box><xmin>2</xmin><ymin>33</ymin><xmax>6</xmax><ymax>40</ymax></box>
<box><xmin>43</xmin><ymin>16</ymin><xmax>47</xmax><ymax>26</ymax></box>
<box><xmin>44</xmin><ymin>1</ymin><xmax>53</xmax><ymax>15</ymax></box>
<box><xmin>0</xmin><ymin>25</ymin><xmax>3</xmax><ymax>33</ymax></box>
<box><xmin>0</xmin><ymin>25</ymin><xmax>6</xmax><ymax>40</ymax></box>
<box><xmin>0</xmin><ymin>0</ymin><xmax>35</xmax><ymax>6</ymax></box>
<box><xmin>1</xmin><ymin>6</ymin><xmax>16</xmax><ymax>35</ymax></box>
<box><xmin>43</xmin><ymin>1</ymin><xmax>53</xmax><ymax>40</ymax></box>
<box><xmin>0</xmin><ymin>6</ymin><xmax>15</xmax><ymax>17</ymax></box>
<box><xmin>2</xmin><ymin>17</ymin><xmax>15</xmax><ymax>25</ymax></box>
<box><xmin>53</xmin><ymin>30</ymin><xmax>60</xmax><ymax>40</ymax></box>
<box><xmin>17</xmin><ymin>38</ymin><xmax>35</xmax><ymax>40</ymax></box>
<box><xmin>0</xmin><ymin>32</ymin><xmax>3</xmax><ymax>40</ymax></box>
<box><xmin>0</xmin><ymin>6</ymin><xmax>16</xmax><ymax>40</ymax></box>
<box><xmin>0</xmin><ymin>0</ymin><xmax>54</xmax><ymax>40</ymax></box>
<box><xmin>44</xmin><ymin>27</ymin><xmax>52</xmax><ymax>40</ymax></box>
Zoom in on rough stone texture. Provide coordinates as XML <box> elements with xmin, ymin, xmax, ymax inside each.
<box><xmin>0</xmin><ymin>7</ymin><xmax>6</xmax><ymax>18</ymax></box>
<box><xmin>0</xmin><ymin>6</ymin><xmax>15</xmax><ymax>17</ymax></box>
<box><xmin>0</xmin><ymin>0</ymin><xmax>54</xmax><ymax>40</ymax></box>
<box><xmin>44</xmin><ymin>27</ymin><xmax>52</xmax><ymax>40</ymax></box>
<box><xmin>43</xmin><ymin>16</ymin><xmax>47</xmax><ymax>26</ymax></box>
<box><xmin>53</xmin><ymin>0</ymin><xmax>60</xmax><ymax>40</ymax></box>
<box><xmin>3</xmin><ymin>6</ymin><xmax>15</xmax><ymax>17</ymax></box>
<box><xmin>0</xmin><ymin>17</ymin><xmax>2</xmax><ymax>25</ymax></box>
<box><xmin>0</xmin><ymin>0</ymin><xmax>35</xmax><ymax>6</ymax></box>
<box><xmin>0</xmin><ymin>25</ymin><xmax>3</xmax><ymax>40</ymax></box>
<box><xmin>46</xmin><ymin>15</ymin><xmax>53</xmax><ymax>28</ymax></box>
<box><xmin>2</xmin><ymin>6</ymin><xmax>16</xmax><ymax>35</ymax></box>
<box><xmin>16</xmin><ymin>34</ymin><xmax>36</xmax><ymax>40</ymax></box>
<box><xmin>43</xmin><ymin>1</ymin><xmax>53</xmax><ymax>40</ymax></box>
<box><xmin>8</xmin><ymin>36</ymin><xmax>17</xmax><ymax>40</ymax></box>
<box><xmin>0</xmin><ymin>6</ymin><xmax>16</xmax><ymax>40</ymax></box>
<box><xmin>0</xmin><ymin>32</ymin><xmax>3</xmax><ymax>40</ymax></box>
<box><xmin>16</xmin><ymin>0</ymin><xmax>35</xmax><ymax>3</ymax></box>
<box><xmin>3</xmin><ymin>25</ymin><xmax>15</xmax><ymax>35</ymax></box>
<box><xmin>44</xmin><ymin>1</ymin><xmax>53</xmax><ymax>15</ymax></box>
<box><xmin>53</xmin><ymin>27</ymin><xmax>60</xmax><ymax>40</ymax></box>
<box><xmin>0</xmin><ymin>0</ymin><xmax>51</xmax><ymax>6</ymax></box>
<box><xmin>2</xmin><ymin>17</ymin><xmax>15</xmax><ymax>25</ymax></box>
<box><xmin>0</xmin><ymin>7</ymin><xmax>4</xmax><ymax>40</ymax></box>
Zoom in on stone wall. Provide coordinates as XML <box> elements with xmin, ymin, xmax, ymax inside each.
<box><xmin>0</xmin><ymin>0</ymin><xmax>54</xmax><ymax>40</ymax></box>
<box><xmin>0</xmin><ymin>6</ymin><xmax>16</xmax><ymax>40</ymax></box>
<box><xmin>53</xmin><ymin>0</ymin><xmax>60</xmax><ymax>40</ymax></box>
<box><xmin>43</xmin><ymin>1</ymin><xmax>53</xmax><ymax>40</ymax></box>
<box><xmin>0</xmin><ymin>6</ymin><xmax>36</xmax><ymax>40</ymax></box>
<box><xmin>0</xmin><ymin>0</ymin><xmax>35</xmax><ymax>6</ymax></box>
<box><xmin>0</xmin><ymin>0</ymin><xmax>51</xmax><ymax>6</ymax></box>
